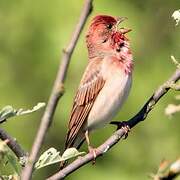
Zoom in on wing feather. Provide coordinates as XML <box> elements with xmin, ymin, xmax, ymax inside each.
<box><xmin>65</xmin><ymin>60</ymin><xmax>105</xmax><ymax>148</ymax></box>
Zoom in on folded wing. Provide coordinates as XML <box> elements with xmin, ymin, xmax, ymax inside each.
<box><xmin>65</xmin><ymin>59</ymin><xmax>105</xmax><ymax>148</ymax></box>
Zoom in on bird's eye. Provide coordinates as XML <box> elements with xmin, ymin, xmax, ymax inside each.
<box><xmin>102</xmin><ymin>39</ymin><xmax>107</xmax><ymax>43</ymax></box>
<box><xmin>107</xmin><ymin>24</ymin><xmax>113</xmax><ymax>29</ymax></box>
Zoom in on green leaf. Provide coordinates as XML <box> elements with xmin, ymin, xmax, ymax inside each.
<box><xmin>0</xmin><ymin>140</ymin><xmax>9</xmax><ymax>161</ymax></box>
<box><xmin>16</xmin><ymin>102</ymin><xmax>46</xmax><ymax>116</ymax></box>
<box><xmin>172</xmin><ymin>9</ymin><xmax>180</xmax><ymax>26</ymax></box>
<box><xmin>61</xmin><ymin>148</ymin><xmax>85</xmax><ymax>161</ymax></box>
<box><xmin>34</xmin><ymin>147</ymin><xmax>85</xmax><ymax>170</ymax></box>
<box><xmin>6</xmin><ymin>153</ymin><xmax>20</xmax><ymax>175</ymax></box>
<box><xmin>0</xmin><ymin>106</ymin><xmax>17</xmax><ymax>123</ymax></box>
<box><xmin>0</xmin><ymin>102</ymin><xmax>46</xmax><ymax>123</ymax></box>
<box><xmin>0</xmin><ymin>140</ymin><xmax>21</xmax><ymax>176</ymax></box>
<box><xmin>0</xmin><ymin>174</ymin><xmax>20</xmax><ymax>180</ymax></box>
<box><xmin>34</xmin><ymin>148</ymin><xmax>61</xmax><ymax>170</ymax></box>
<box><xmin>0</xmin><ymin>175</ymin><xmax>10</xmax><ymax>180</ymax></box>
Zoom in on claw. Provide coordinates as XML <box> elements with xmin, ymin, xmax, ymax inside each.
<box><xmin>110</xmin><ymin>121</ymin><xmax>130</xmax><ymax>139</ymax></box>
<box><xmin>121</xmin><ymin>125</ymin><xmax>130</xmax><ymax>139</ymax></box>
<box><xmin>88</xmin><ymin>146</ymin><xmax>97</xmax><ymax>164</ymax></box>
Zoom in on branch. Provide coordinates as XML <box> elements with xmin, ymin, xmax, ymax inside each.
<box><xmin>0</xmin><ymin>128</ymin><xmax>27</xmax><ymax>166</ymax></box>
<box><xmin>47</xmin><ymin>68</ymin><xmax>180</xmax><ymax>180</ymax></box>
<box><xmin>21</xmin><ymin>0</ymin><xmax>93</xmax><ymax>179</ymax></box>
<box><xmin>167</xmin><ymin>83</ymin><xmax>180</xmax><ymax>91</ymax></box>
<box><xmin>151</xmin><ymin>158</ymin><xmax>180</xmax><ymax>180</ymax></box>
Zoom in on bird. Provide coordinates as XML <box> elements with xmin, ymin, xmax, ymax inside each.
<box><xmin>64</xmin><ymin>15</ymin><xmax>133</xmax><ymax>156</ymax></box>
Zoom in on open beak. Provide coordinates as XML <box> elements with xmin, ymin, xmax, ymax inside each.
<box><xmin>115</xmin><ymin>17</ymin><xmax>132</xmax><ymax>34</ymax></box>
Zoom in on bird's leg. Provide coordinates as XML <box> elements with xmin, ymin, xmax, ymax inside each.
<box><xmin>110</xmin><ymin>121</ymin><xmax>130</xmax><ymax>139</ymax></box>
<box><xmin>85</xmin><ymin>130</ymin><xmax>97</xmax><ymax>164</ymax></box>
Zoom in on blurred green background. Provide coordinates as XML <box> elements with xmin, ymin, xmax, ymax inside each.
<box><xmin>0</xmin><ymin>0</ymin><xmax>180</xmax><ymax>179</ymax></box>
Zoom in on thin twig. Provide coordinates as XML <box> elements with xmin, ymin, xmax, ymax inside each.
<box><xmin>21</xmin><ymin>0</ymin><xmax>93</xmax><ymax>180</ymax></box>
<box><xmin>47</xmin><ymin>69</ymin><xmax>180</xmax><ymax>180</ymax></box>
<box><xmin>0</xmin><ymin>128</ymin><xmax>27</xmax><ymax>165</ymax></box>
<box><xmin>171</xmin><ymin>55</ymin><xmax>180</xmax><ymax>69</ymax></box>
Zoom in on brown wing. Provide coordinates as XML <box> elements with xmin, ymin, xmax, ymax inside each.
<box><xmin>65</xmin><ymin>59</ymin><xmax>105</xmax><ymax>148</ymax></box>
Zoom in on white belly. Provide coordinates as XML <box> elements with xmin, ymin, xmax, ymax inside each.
<box><xmin>86</xmin><ymin>72</ymin><xmax>132</xmax><ymax>131</ymax></box>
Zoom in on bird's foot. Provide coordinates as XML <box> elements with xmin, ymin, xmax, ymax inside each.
<box><xmin>88</xmin><ymin>146</ymin><xmax>97</xmax><ymax>165</ymax></box>
<box><xmin>110</xmin><ymin>121</ymin><xmax>130</xmax><ymax>139</ymax></box>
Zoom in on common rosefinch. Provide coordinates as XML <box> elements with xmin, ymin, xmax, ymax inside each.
<box><xmin>65</xmin><ymin>15</ymin><xmax>133</xmax><ymax>154</ymax></box>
